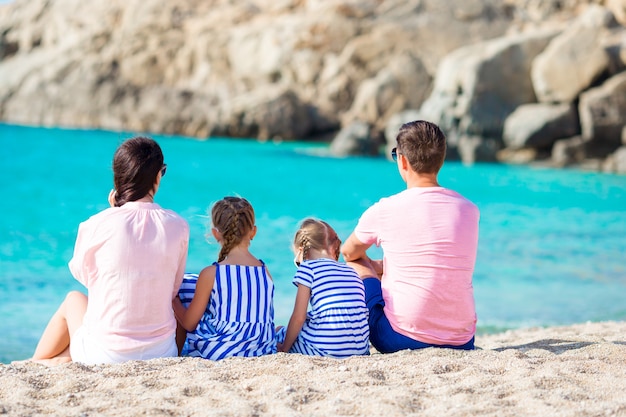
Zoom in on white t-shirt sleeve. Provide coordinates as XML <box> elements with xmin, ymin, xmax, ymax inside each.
<box><xmin>293</xmin><ymin>263</ymin><xmax>314</xmax><ymax>288</ymax></box>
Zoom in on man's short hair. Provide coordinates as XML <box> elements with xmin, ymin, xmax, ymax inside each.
<box><xmin>396</xmin><ymin>120</ymin><xmax>446</xmax><ymax>174</ymax></box>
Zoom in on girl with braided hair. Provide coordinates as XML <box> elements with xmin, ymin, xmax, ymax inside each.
<box><xmin>275</xmin><ymin>218</ymin><xmax>369</xmax><ymax>358</ymax></box>
<box><xmin>173</xmin><ymin>197</ymin><xmax>276</xmax><ymax>360</ymax></box>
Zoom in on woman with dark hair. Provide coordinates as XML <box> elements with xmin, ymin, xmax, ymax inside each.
<box><xmin>27</xmin><ymin>136</ymin><xmax>189</xmax><ymax>365</ymax></box>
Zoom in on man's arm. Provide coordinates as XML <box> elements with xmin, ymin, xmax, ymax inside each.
<box><xmin>341</xmin><ymin>233</ymin><xmax>383</xmax><ymax>280</ymax></box>
<box><xmin>340</xmin><ymin>232</ymin><xmax>371</xmax><ymax>262</ymax></box>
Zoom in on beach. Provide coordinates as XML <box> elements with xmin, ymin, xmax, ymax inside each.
<box><xmin>1</xmin><ymin>321</ymin><xmax>624</xmax><ymax>416</ymax></box>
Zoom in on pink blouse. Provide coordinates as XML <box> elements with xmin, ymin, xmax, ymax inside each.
<box><xmin>69</xmin><ymin>201</ymin><xmax>189</xmax><ymax>352</ymax></box>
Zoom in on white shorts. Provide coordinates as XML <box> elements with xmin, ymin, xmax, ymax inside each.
<box><xmin>70</xmin><ymin>326</ymin><xmax>178</xmax><ymax>365</ymax></box>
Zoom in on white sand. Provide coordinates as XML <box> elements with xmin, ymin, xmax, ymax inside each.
<box><xmin>1</xmin><ymin>321</ymin><xmax>625</xmax><ymax>416</ymax></box>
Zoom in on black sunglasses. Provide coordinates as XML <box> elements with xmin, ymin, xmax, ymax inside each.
<box><xmin>160</xmin><ymin>164</ymin><xmax>167</xmax><ymax>177</ymax></box>
<box><xmin>391</xmin><ymin>148</ymin><xmax>398</xmax><ymax>162</ymax></box>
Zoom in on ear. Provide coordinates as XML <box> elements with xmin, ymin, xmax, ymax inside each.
<box><xmin>153</xmin><ymin>171</ymin><xmax>162</xmax><ymax>193</ymax></box>
<box><xmin>250</xmin><ymin>225</ymin><xmax>257</xmax><ymax>241</ymax></box>
<box><xmin>400</xmin><ymin>153</ymin><xmax>410</xmax><ymax>171</ymax></box>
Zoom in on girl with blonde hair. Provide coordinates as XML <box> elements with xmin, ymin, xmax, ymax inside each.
<box><xmin>276</xmin><ymin>218</ymin><xmax>369</xmax><ymax>358</ymax></box>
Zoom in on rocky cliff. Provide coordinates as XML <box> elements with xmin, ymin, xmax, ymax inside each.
<box><xmin>1</xmin><ymin>0</ymin><xmax>625</xmax><ymax>172</ymax></box>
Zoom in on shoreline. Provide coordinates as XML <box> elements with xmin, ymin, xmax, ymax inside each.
<box><xmin>1</xmin><ymin>321</ymin><xmax>624</xmax><ymax>416</ymax></box>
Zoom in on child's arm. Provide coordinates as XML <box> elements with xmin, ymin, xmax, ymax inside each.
<box><xmin>172</xmin><ymin>266</ymin><xmax>216</xmax><ymax>332</ymax></box>
<box><xmin>278</xmin><ymin>284</ymin><xmax>311</xmax><ymax>353</ymax></box>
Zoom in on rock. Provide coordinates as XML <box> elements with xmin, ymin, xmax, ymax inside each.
<box><xmin>605</xmin><ymin>0</ymin><xmax>626</xmax><ymax>25</ymax></box>
<box><xmin>602</xmin><ymin>145</ymin><xmax>626</xmax><ymax>173</ymax></box>
<box><xmin>603</xmin><ymin>27</ymin><xmax>626</xmax><ymax>76</ymax></box>
<box><xmin>329</xmin><ymin>121</ymin><xmax>374</xmax><ymax>156</ymax></box>
<box><xmin>218</xmin><ymin>87</ymin><xmax>315</xmax><ymax>141</ymax></box>
<box><xmin>1</xmin><ymin>0</ymin><xmax>626</xmax><ymax>175</ymax></box>
<box><xmin>552</xmin><ymin>136</ymin><xmax>587</xmax><ymax>167</ymax></box>
<box><xmin>457</xmin><ymin>135</ymin><xmax>501</xmax><ymax>164</ymax></box>
<box><xmin>0</xmin><ymin>0</ymin><xmax>520</xmax><ymax>142</ymax></box>
<box><xmin>551</xmin><ymin>133</ymin><xmax>620</xmax><ymax>167</ymax></box>
<box><xmin>418</xmin><ymin>29</ymin><xmax>558</xmax><ymax>162</ymax></box>
<box><xmin>578</xmin><ymin>71</ymin><xmax>626</xmax><ymax>144</ymax></box>
<box><xmin>502</xmin><ymin>103</ymin><xmax>580</xmax><ymax>149</ymax></box>
<box><xmin>342</xmin><ymin>54</ymin><xmax>431</xmax><ymax>131</ymax></box>
<box><xmin>514</xmin><ymin>0</ymin><xmax>596</xmax><ymax>22</ymax></box>
<box><xmin>531</xmin><ymin>5</ymin><xmax>614</xmax><ymax>103</ymax></box>
<box><xmin>383</xmin><ymin>110</ymin><xmax>422</xmax><ymax>157</ymax></box>
<box><xmin>227</xmin><ymin>14</ymin><xmax>326</xmax><ymax>84</ymax></box>
<box><xmin>496</xmin><ymin>147</ymin><xmax>541</xmax><ymax>164</ymax></box>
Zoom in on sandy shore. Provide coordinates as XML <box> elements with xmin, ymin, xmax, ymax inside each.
<box><xmin>1</xmin><ymin>321</ymin><xmax>625</xmax><ymax>417</ymax></box>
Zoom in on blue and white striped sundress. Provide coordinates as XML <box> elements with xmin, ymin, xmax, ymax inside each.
<box><xmin>178</xmin><ymin>262</ymin><xmax>276</xmax><ymax>360</ymax></box>
<box><xmin>276</xmin><ymin>258</ymin><xmax>370</xmax><ymax>358</ymax></box>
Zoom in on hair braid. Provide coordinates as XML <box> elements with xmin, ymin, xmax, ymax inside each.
<box><xmin>212</xmin><ymin>196</ymin><xmax>255</xmax><ymax>262</ymax></box>
<box><xmin>301</xmin><ymin>232</ymin><xmax>310</xmax><ymax>262</ymax></box>
<box><xmin>221</xmin><ymin>210</ymin><xmax>242</xmax><ymax>262</ymax></box>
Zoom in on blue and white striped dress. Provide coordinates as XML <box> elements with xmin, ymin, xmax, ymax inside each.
<box><xmin>178</xmin><ymin>262</ymin><xmax>276</xmax><ymax>360</ymax></box>
<box><xmin>276</xmin><ymin>258</ymin><xmax>370</xmax><ymax>358</ymax></box>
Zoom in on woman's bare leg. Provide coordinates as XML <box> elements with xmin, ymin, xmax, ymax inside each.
<box><xmin>31</xmin><ymin>291</ymin><xmax>87</xmax><ymax>361</ymax></box>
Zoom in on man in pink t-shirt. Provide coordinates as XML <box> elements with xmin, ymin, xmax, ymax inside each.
<box><xmin>341</xmin><ymin>120</ymin><xmax>479</xmax><ymax>353</ymax></box>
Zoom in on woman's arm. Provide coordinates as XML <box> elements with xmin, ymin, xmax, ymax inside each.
<box><xmin>277</xmin><ymin>284</ymin><xmax>311</xmax><ymax>353</ymax></box>
<box><xmin>172</xmin><ymin>266</ymin><xmax>216</xmax><ymax>332</ymax></box>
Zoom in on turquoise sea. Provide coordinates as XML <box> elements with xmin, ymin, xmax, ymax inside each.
<box><xmin>1</xmin><ymin>123</ymin><xmax>625</xmax><ymax>363</ymax></box>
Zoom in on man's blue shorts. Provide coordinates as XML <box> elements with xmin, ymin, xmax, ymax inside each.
<box><xmin>363</xmin><ymin>277</ymin><xmax>475</xmax><ymax>353</ymax></box>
